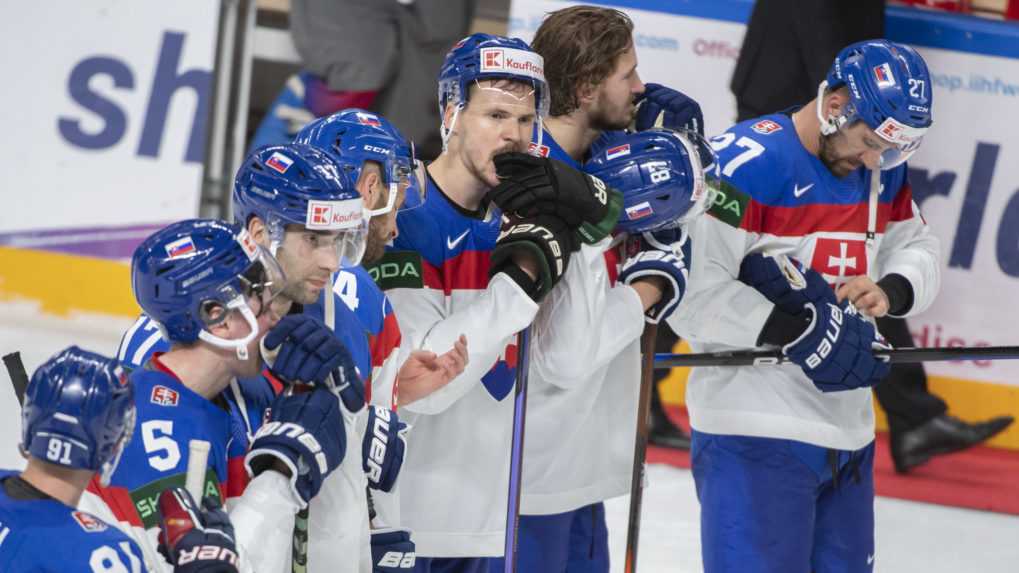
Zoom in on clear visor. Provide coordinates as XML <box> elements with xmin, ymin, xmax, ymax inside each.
<box><xmin>673</xmin><ymin>129</ymin><xmax>720</xmax><ymax>225</ymax></box>
<box><xmin>440</xmin><ymin>76</ymin><xmax>550</xmax><ymax>153</ymax></box>
<box><xmin>365</xmin><ymin>143</ymin><xmax>424</xmax><ymax>218</ymax></box>
<box><xmin>99</xmin><ymin>402</ymin><xmax>135</xmax><ymax>487</ymax></box>
<box><xmin>872</xmin><ymin>116</ymin><xmax>926</xmax><ymax>169</ymax></box>
<box><xmin>266</xmin><ymin>201</ymin><xmax>370</xmax><ymax>267</ymax></box>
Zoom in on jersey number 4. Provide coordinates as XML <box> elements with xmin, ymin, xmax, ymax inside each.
<box><xmin>710</xmin><ymin>133</ymin><xmax>765</xmax><ymax>177</ymax></box>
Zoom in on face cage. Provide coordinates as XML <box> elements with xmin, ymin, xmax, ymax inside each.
<box><xmin>815</xmin><ymin>81</ymin><xmax>926</xmax><ymax>170</ymax></box>
<box><xmin>438</xmin><ymin>78</ymin><xmax>551</xmax><ymax>155</ymax></box>
<box><xmin>192</xmin><ymin>249</ymin><xmax>287</xmax><ymax>360</ymax></box>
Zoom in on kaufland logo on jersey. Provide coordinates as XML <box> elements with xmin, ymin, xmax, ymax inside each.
<box><xmin>72</xmin><ymin>511</ymin><xmax>108</xmax><ymax>533</ymax></box>
<box><xmin>306</xmin><ymin>199</ymin><xmax>364</xmax><ymax>230</ymax></box>
<box><xmin>479</xmin><ymin>47</ymin><xmax>544</xmax><ymax>81</ymax></box>
<box><xmin>151</xmin><ymin>385</ymin><xmax>180</xmax><ymax>407</ymax></box>
<box><xmin>873</xmin><ymin>63</ymin><xmax>896</xmax><ymax>88</ymax></box>
<box><xmin>605</xmin><ymin>144</ymin><xmax>631</xmax><ymax>160</ymax></box>
<box><xmin>164</xmin><ymin>236</ymin><xmax>196</xmax><ymax>260</ymax></box>
<box><xmin>266</xmin><ymin>151</ymin><xmax>294</xmax><ymax>174</ymax></box>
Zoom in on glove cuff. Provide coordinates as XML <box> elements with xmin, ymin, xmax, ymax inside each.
<box><xmin>244</xmin><ymin>447</ymin><xmax>309</xmax><ymax>509</ymax></box>
<box><xmin>621</xmin><ymin>269</ymin><xmax>682</xmax><ymax>324</ymax></box>
<box><xmin>577</xmin><ymin>186</ymin><xmax>623</xmax><ymax>245</ymax></box>
<box><xmin>490</xmin><ymin>242</ymin><xmax>552</xmax><ymax>302</ymax></box>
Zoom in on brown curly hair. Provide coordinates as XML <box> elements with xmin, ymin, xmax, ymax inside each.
<box><xmin>530</xmin><ymin>6</ymin><xmax>635</xmax><ymax>117</ymax></box>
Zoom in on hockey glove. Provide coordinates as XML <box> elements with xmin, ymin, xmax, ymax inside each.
<box><xmin>363</xmin><ymin>405</ymin><xmax>409</xmax><ymax>492</ymax></box>
<box><xmin>738</xmin><ymin>253</ymin><xmax>837</xmax><ymax>315</ymax></box>
<box><xmin>618</xmin><ymin>227</ymin><xmax>691</xmax><ymax>324</ymax></box>
<box><xmin>634</xmin><ymin>83</ymin><xmax>704</xmax><ymax>136</ymax></box>
<box><xmin>371</xmin><ymin>528</ymin><xmax>416</xmax><ymax>571</ymax></box>
<box><xmin>783</xmin><ymin>301</ymin><xmax>892</xmax><ymax>392</ymax></box>
<box><xmin>245</xmin><ymin>386</ymin><xmax>347</xmax><ymax>506</ymax></box>
<box><xmin>490</xmin><ymin>213</ymin><xmax>578</xmax><ymax>302</ymax></box>
<box><xmin>157</xmin><ymin>487</ymin><xmax>239</xmax><ymax>573</ymax></box>
<box><xmin>489</xmin><ymin>152</ymin><xmax>623</xmax><ymax>245</ymax></box>
<box><xmin>262</xmin><ymin>314</ymin><xmax>365</xmax><ymax>412</ymax></box>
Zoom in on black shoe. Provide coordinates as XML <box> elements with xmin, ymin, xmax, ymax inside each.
<box><xmin>890</xmin><ymin>414</ymin><xmax>1015</xmax><ymax>473</ymax></box>
<box><xmin>648</xmin><ymin>402</ymin><xmax>691</xmax><ymax>450</ymax></box>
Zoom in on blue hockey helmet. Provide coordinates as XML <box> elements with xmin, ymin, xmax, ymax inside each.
<box><xmin>131</xmin><ymin>219</ymin><xmax>286</xmax><ymax>359</ymax></box>
<box><xmin>818</xmin><ymin>39</ymin><xmax>933</xmax><ymax>169</ymax></box>
<box><xmin>233</xmin><ymin>143</ymin><xmax>370</xmax><ymax>265</ymax></box>
<box><xmin>437</xmin><ymin>33</ymin><xmax>550</xmax><ymax>151</ymax></box>
<box><xmin>586</xmin><ymin>128</ymin><xmax>717</xmax><ymax>233</ymax></box>
<box><xmin>21</xmin><ymin>346</ymin><xmax>135</xmax><ymax>486</ymax></box>
<box><xmin>294</xmin><ymin>109</ymin><xmax>424</xmax><ymax>216</ymax></box>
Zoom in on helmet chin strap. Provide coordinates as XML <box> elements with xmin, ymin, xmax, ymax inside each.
<box><xmin>815</xmin><ymin>81</ymin><xmax>846</xmax><ymax>137</ymax></box>
<box><xmin>440</xmin><ymin>103</ymin><xmax>465</xmax><ymax>153</ymax></box>
<box><xmin>197</xmin><ymin>296</ymin><xmax>260</xmax><ymax>361</ymax></box>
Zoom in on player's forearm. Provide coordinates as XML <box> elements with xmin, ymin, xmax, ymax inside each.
<box><xmin>229</xmin><ymin>471</ymin><xmax>300</xmax><ymax>573</ymax></box>
<box><xmin>395</xmin><ymin>273</ymin><xmax>539</xmax><ymax>414</ymax></box>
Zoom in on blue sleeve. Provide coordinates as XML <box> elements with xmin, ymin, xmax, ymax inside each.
<box><xmin>116</xmin><ymin>315</ymin><xmax>170</xmax><ymax>372</ymax></box>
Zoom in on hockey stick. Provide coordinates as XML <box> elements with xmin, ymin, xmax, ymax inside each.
<box><xmin>653</xmin><ymin>345</ymin><xmax>1019</xmax><ymax>369</ymax></box>
<box><xmin>623</xmin><ymin>323</ymin><xmax>658</xmax><ymax>573</ymax></box>
<box><xmin>502</xmin><ymin>326</ymin><xmax>532</xmax><ymax>573</ymax></box>
<box><xmin>185</xmin><ymin>439</ymin><xmax>212</xmax><ymax>502</ymax></box>
<box><xmin>3</xmin><ymin>352</ymin><xmax>29</xmax><ymax>407</ymax></box>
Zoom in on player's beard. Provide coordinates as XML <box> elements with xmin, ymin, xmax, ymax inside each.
<box><xmin>589</xmin><ymin>94</ymin><xmax>639</xmax><ymax>132</ymax></box>
<box><xmin>818</xmin><ymin>132</ymin><xmax>863</xmax><ymax>179</ymax></box>
<box><xmin>363</xmin><ymin>217</ymin><xmax>389</xmax><ymax>264</ymax></box>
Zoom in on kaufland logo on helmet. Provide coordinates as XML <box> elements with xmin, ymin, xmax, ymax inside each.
<box><xmin>873</xmin><ymin>63</ymin><xmax>896</xmax><ymax>88</ymax></box>
<box><xmin>480</xmin><ymin>47</ymin><xmax>544</xmax><ymax>81</ymax></box>
<box><xmin>306</xmin><ymin>199</ymin><xmax>363</xmax><ymax>230</ymax></box>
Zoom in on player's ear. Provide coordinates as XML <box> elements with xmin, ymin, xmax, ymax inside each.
<box><xmin>247</xmin><ymin>216</ymin><xmax>268</xmax><ymax>248</ymax></box>
<box><xmin>576</xmin><ymin>80</ymin><xmax>598</xmax><ymax>108</ymax></box>
<box><xmin>358</xmin><ymin>166</ymin><xmax>383</xmax><ymax>209</ymax></box>
<box><xmin>824</xmin><ymin>87</ymin><xmax>849</xmax><ymax>120</ymax></box>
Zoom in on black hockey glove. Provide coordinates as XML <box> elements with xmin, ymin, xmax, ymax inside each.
<box><xmin>489</xmin><ymin>213</ymin><xmax>578</xmax><ymax>302</ymax></box>
<box><xmin>489</xmin><ymin>152</ymin><xmax>623</xmax><ymax>245</ymax></box>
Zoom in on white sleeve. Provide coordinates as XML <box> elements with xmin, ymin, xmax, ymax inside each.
<box><xmin>877</xmin><ymin>196</ymin><xmax>941</xmax><ymax>316</ymax></box>
<box><xmin>387</xmin><ymin>272</ymin><xmax>540</xmax><ymax>415</ymax></box>
<box><xmin>230</xmin><ymin>471</ymin><xmax>301</xmax><ymax>573</ymax></box>
<box><xmin>530</xmin><ymin>239</ymin><xmax>645</xmax><ymax>389</ymax></box>
<box><xmin>667</xmin><ymin>215</ymin><xmax>774</xmax><ymax>348</ymax></box>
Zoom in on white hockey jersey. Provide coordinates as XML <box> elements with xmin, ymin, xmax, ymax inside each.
<box><xmin>668</xmin><ymin>113</ymin><xmax>941</xmax><ymax>451</ymax></box>
<box><xmin>376</xmin><ymin>171</ymin><xmax>539</xmax><ymax>557</ymax></box>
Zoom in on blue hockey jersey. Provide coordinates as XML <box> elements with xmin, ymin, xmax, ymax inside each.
<box><xmin>0</xmin><ymin>471</ymin><xmax>147</xmax><ymax>572</ymax></box>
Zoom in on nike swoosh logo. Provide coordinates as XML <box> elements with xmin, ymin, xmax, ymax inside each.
<box><xmin>794</xmin><ymin>183</ymin><xmax>814</xmax><ymax>198</ymax></box>
<box><xmin>447</xmin><ymin>229</ymin><xmax>470</xmax><ymax>250</ymax></box>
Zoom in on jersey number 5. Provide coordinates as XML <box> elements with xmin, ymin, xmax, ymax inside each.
<box><xmin>141</xmin><ymin>419</ymin><xmax>181</xmax><ymax>472</ymax></box>
<box><xmin>710</xmin><ymin>133</ymin><xmax>765</xmax><ymax>177</ymax></box>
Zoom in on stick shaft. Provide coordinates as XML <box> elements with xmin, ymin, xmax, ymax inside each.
<box><xmin>503</xmin><ymin>326</ymin><xmax>532</xmax><ymax>573</ymax></box>
<box><xmin>623</xmin><ymin>324</ymin><xmax>658</xmax><ymax>573</ymax></box>
<box><xmin>185</xmin><ymin>439</ymin><xmax>212</xmax><ymax>502</ymax></box>
<box><xmin>653</xmin><ymin>345</ymin><xmax>1019</xmax><ymax>369</ymax></box>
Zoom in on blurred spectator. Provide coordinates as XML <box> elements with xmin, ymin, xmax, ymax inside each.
<box><xmin>731</xmin><ymin>0</ymin><xmax>1013</xmax><ymax>473</ymax></box>
<box><xmin>250</xmin><ymin>0</ymin><xmax>475</xmax><ymax>158</ymax></box>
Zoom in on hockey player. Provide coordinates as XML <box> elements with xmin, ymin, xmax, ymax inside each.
<box><xmin>294</xmin><ymin>107</ymin><xmax>468</xmax><ymax>407</ymax></box>
<box><xmin>480</xmin><ymin>7</ymin><xmax>707</xmax><ymax>568</ymax></box>
<box><xmin>0</xmin><ymin>346</ymin><xmax>241</xmax><ymax>573</ymax></box>
<box><xmin>84</xmin><ymin>218</ymin><xmax>354</xmax><ymax>572</ymax></box>
<box><xmin>366</xmin><ymin>33</ymin><xmax>596</xmax><ymax>570</ymax></box>
<box><xmin>667</xmin><ymin>40</ymin><xmax>939</xmax><ymax>572</ymax></box>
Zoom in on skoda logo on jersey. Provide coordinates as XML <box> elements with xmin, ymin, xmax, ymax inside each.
<box><xmin>265</xmin><ymin>151</ymin><xmax>294</xmax><ymax>174</ymax></box>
